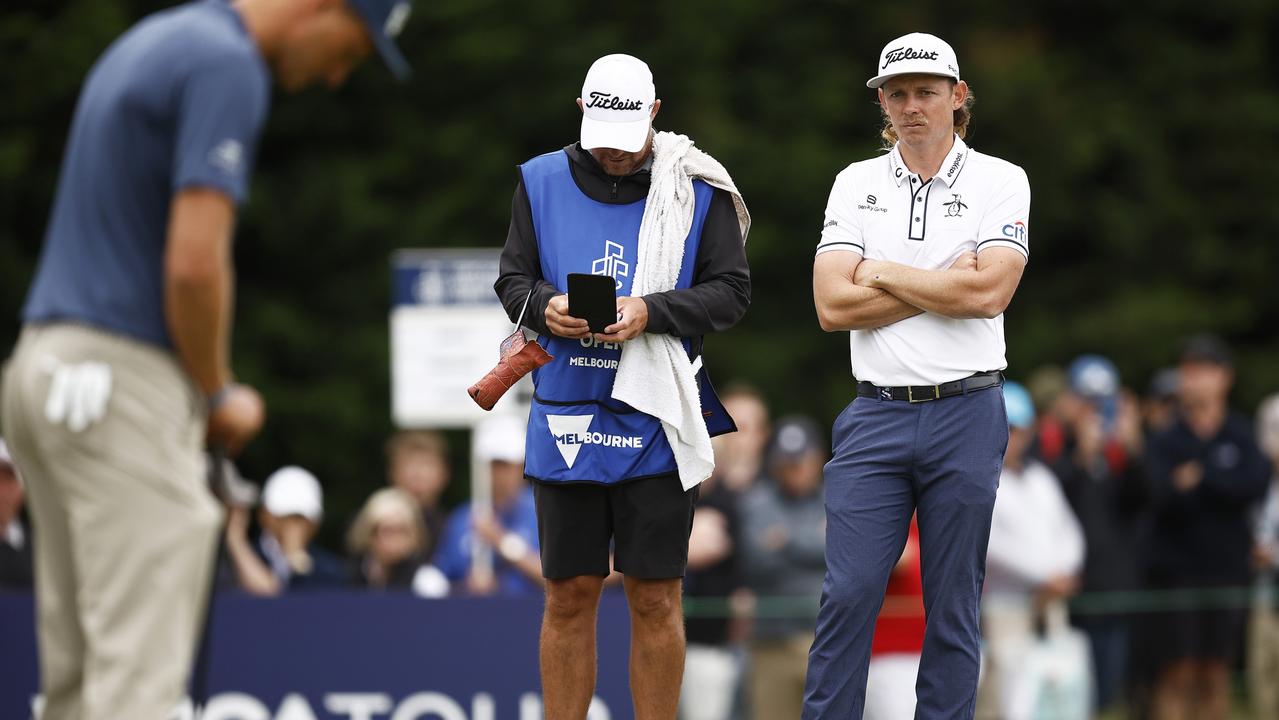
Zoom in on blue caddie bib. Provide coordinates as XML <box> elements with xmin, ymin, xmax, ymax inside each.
<box><xmin>520</xmin><ymin>150</ymin><xmax>713</xmax><ymax>484</ymax></box>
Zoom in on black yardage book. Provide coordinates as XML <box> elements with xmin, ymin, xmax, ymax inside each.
<box><xmin>567</xmin><ymin>273</ymin><xmax>618</xmax><ymax>333</ymax></box>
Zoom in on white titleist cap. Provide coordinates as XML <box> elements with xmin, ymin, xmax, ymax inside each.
<box><xmin>867</xmin><ymin>32</ymin><xmax>960</xmax><ymax>89</ymax></box>
<box><xmin>262</xmin><ymin>466</ymin><xmax>323</xmax><ymax>522</ymax></box>
<box><xmin>580</xmin><ymin>54</ymin><xmax>656</xmax><ymax>153</ymax></box>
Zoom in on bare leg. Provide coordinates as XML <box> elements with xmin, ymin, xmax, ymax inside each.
<box><xmin>1197</xmin><ymin>660</ymin><xmax>1230</xmax><ymax>720</ymax></box>
<box><xmin>1153</xmin><ymin>658</ymin><xmax>1195</xmax><ymax>720</ymax></box>
<box><xmin>624</xmin><ymin>576</ymin><xmax>685</xmax><ymax>720</ymax></box>
<box><xmin>541</xmin><ymin>575</ymin><xmax>605</xmax><ymax>720</ymax></box>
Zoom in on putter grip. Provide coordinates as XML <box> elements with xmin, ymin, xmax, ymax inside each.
<box><xmin>468</xmin><ymin>332</ymin><xmax>553</xmax><ymax>411</ymax></box>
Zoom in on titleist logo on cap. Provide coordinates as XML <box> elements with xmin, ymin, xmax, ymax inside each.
<box><xmin>585</xmin><ymin>92</ymin><xmax>645</xmax><ymax>111</ymax></box>
<box><xmin>881</xmin><ymin>47</ymin><xmax>941</xmax><ymax>69</ymax></box>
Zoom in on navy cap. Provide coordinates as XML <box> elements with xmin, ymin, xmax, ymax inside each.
<box><xmin>347</xmin><ymin>0</ymin><xmax>413</xmax><ymax>80</ymax></box>
<box><xmin>1179</xmin><ymin>334</ymin><xmax>1233</xmax><ymax>368</ymax></box>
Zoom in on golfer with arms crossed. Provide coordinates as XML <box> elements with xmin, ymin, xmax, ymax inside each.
<box><xmin>803</xmin><ymin>32</ymin><xmax>1030</xmax><ymax>719</ymax></box>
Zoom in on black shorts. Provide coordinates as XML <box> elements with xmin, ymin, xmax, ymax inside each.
<box><xmin>533</xmin><ymin>474</ymin><xmax>698</xmax><ymax>580</ymax></box>
<box><xmin>1143</xmin><ymin>577</ymin><xmax>1247</xmax><ymax>664</ymax></box>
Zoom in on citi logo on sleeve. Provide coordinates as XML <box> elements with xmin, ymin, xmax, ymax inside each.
<box><xmin>1001</xmin><ymin>221</ymin><xmax>1027</xmax><ymax>244</ymax></box>
<box><xmin>546</xmin><ymin>414</ymin><xmax>644</xmax><ymax>469</ymax></box>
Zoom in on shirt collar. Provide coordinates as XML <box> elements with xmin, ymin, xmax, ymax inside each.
<box><xmin>888</xmin><ymin>134</ymin><xmax>969</xmax><ymax>187</ymax></box>
<box><xmin>937</xmin><ymin>135</ymin><xmax>969</xmax><ymax>187</ymax></box>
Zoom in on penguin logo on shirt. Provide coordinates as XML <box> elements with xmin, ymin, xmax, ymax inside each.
<box><xmin>943</xmin><ymin>194</ymin><xmax>968</xmax><ymax>218</ymax></box>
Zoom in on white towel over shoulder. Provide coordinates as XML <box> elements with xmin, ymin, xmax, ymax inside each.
<box><xmin>611</xmin><ymin>131</ymin><xmax>750</xmax><ymax>490</ymax></box>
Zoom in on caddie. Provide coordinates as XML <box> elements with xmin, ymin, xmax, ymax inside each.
<box><xmin>494</xmin><ymin>53</ymin><xmax>751</xmax><ymax>719</ymax></box>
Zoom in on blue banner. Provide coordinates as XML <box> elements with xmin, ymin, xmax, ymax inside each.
<box><xmin>0</xmin><ymin>592</ymin><xmax>634</xmax><ymax>720</ymax></box>
<box><xmin>391</xmin><ymin>250</ymin><xmax>503</xmax><ymax>308</ymax></box>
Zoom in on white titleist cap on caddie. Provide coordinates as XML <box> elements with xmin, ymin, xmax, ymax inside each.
<box><xmin>866</xmin><ymin>32</ymin><xmax>960</xmax><ymax>89</ymax></box>
<box><xmin>580</xmin><ymin>54</ymin><xmax>656</xmax><ymax>153</ymax></box>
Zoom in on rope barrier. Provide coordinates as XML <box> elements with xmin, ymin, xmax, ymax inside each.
<box><xmin>681</xmin><ymin>583</ymin><xmax>1279</xmax><ymax>618</ymax></box>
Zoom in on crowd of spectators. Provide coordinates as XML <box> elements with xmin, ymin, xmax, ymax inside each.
<box><xmin>669</xmin><ymin>335</ymin><xmax>1279</xmax><ymax>720</ymax></box>
<box><xmin>980</xmin><ymin>336</ymin><xmax>1277</xmax><ymax>720</ymax></box>
<box><xmin>1</xmin><ymin>334</ymin><xmax>1276</xmax><ymax>719</ymax></box>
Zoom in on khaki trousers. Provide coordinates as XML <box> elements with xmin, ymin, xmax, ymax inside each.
<box><xmin>749</xmin><ymin>633</ymin><xmax>814</xmax><ymax>720</ymax></box>
<box><xmin>1</xmin><ymin>324</ymin><xmax>221</xmax><ymax>720</ymax></box>
<box><xmin>975</xmin><ymin>599</ymin><xmax>1037</xmax><ymax>720</ymax></box>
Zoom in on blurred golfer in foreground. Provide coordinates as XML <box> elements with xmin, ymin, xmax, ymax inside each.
<box><xmin>0</xmin><ymin>0</ymin><xmax>413</xmax><ymax>716</ymax></box>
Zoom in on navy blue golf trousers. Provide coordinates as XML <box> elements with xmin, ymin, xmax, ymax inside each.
<box><xmin>802</xmin><ymin>386</ymin><xmax>1008</xmax><ymax>719</ymax></box>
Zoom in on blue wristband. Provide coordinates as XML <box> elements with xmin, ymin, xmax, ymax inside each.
<box><xmin>207</xmin><ymin>383</ymin><xmax>236</xmax><ymax>415</ymax></box>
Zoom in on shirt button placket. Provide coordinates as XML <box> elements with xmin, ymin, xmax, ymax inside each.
<box><xmin>909</xmin><ymin>178</ymin><xmax>927</xmax><ymax>240</ymax></box>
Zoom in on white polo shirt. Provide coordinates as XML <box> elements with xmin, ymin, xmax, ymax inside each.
<box><xmin>816</xmin><ymin>135</ymin><xmax>1030</xmax><ymax>386</ymax></box>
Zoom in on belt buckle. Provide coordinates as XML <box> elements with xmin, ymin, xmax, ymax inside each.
<box><xmin>908</xmin><ymin>385</ymin><xmax>939</xmax><ymax>403</ymax></box>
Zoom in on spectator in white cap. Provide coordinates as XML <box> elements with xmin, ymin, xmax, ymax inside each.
<box><xmin>222</xmin><ymin>465</ymin><xmax>347</xmax><ymax>596</ymax></box>
<box><xmin>493</xmin><ymin>51</ymin><xmax>750</xmax><ymax>719</ymax></box>
<box><xmin>433</xmin><ymin>413</ymin><xmax>542</xmax><ymax>596</ymax></box>
<box><xmin>0</xmin><ymin>439</ymin><xmax>33</xmax><ymax>589</ymax></box>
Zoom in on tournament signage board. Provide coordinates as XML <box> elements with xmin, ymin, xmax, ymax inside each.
<box><xmin>0</xmin><ymin>592</ymin><xmax>630</xmax><ymax>720</ymax></box>
<box><xmin>391</xmin><ymin>249</ymin><xmax>531</xmax><ymax>428</ymax></box>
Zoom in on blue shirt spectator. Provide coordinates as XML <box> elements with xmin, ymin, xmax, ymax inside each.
<box><xmin>434</xmin><ymin>488</ymin><xmax>541</xmax><ymax>597</ymax></box>
<box><xmin>433</xmin><ymin>414</ymin><xmax>543</xmax><ymax>597</ymax></box>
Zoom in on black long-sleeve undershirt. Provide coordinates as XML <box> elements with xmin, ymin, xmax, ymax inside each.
<box><xmin>494</xmin><ymin>142</ymin><xmax>750</xmax><ymax>341</ymax></box>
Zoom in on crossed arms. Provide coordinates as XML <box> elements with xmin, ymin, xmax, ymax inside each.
<box><xmin>813</xmin><ymin>246</ymin><xmax>1026</xmax><ymax>332</ymax></box>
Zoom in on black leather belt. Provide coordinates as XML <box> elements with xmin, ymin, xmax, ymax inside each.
<box><xmin>856</xmin><ymin>371</ymin><xmax>1004</xmax><ymax>403</ymax></box>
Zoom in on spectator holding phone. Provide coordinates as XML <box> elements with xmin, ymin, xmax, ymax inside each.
<box><xmin>1047</xmin><ymin>354</ymin><xmax>1147</xmax><ymax>712</ymax></box>
<box><xmin>221</xmin><ymin>465</ymin><xmax>346</xmax><ymax>596</ymax></box>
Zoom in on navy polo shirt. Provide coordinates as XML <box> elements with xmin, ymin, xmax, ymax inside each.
<box><xmin>22</xmin><ymin>0</ymin><xmax>270</xmax><ymax>348</ymax></box>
